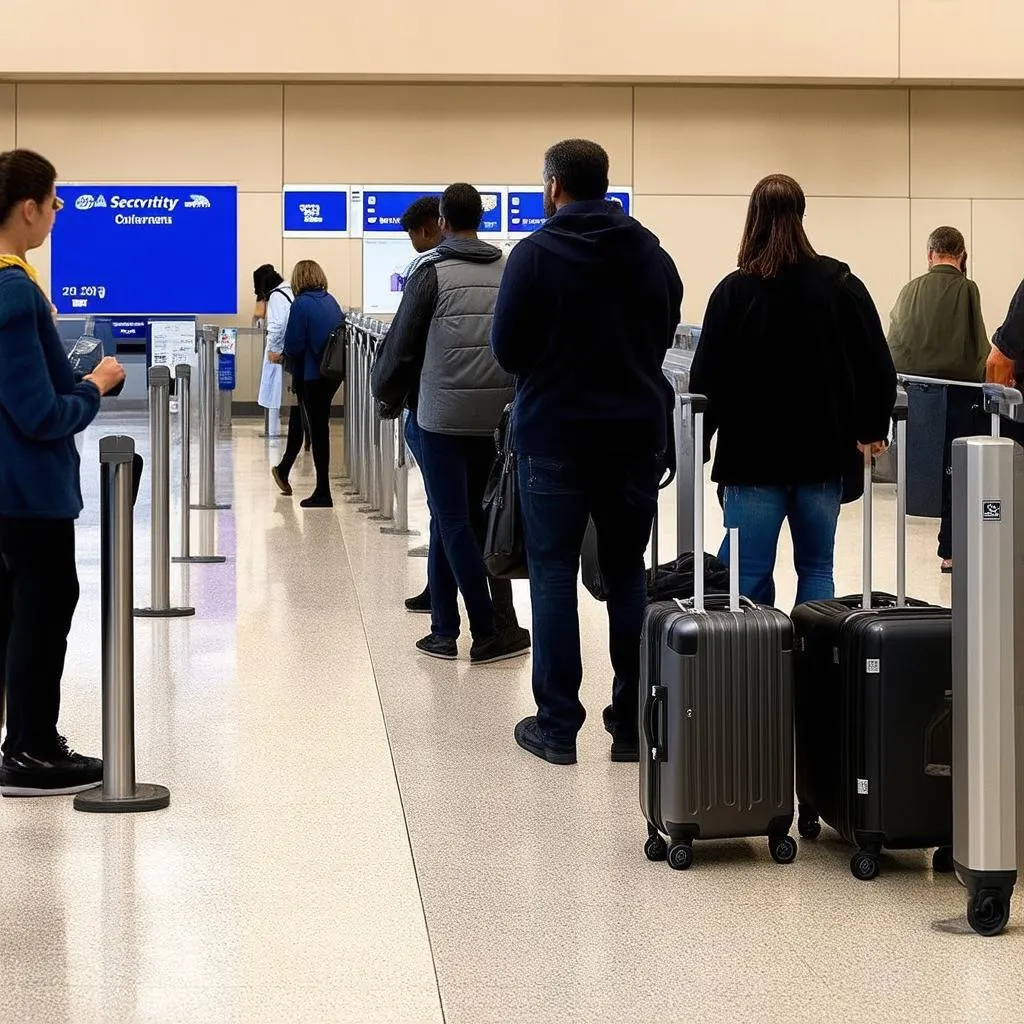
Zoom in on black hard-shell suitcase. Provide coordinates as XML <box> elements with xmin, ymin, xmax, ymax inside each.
<box><xmin>793</xmin><ymin>390</ymin><xmax>954</xmax><ymax>880</ymax></box>
<box><xmin>640</xmin><ymin>397</ymin><xmax>797</xmax><ymax>870</ymax></box>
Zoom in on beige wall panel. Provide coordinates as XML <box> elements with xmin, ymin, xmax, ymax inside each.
<box><xmin>0</xmin><ymin>86</ymin><xmax>14</xmax><ymax>150</ymax></box>
<box><xmin>281</xmin><ymin>239</ymin><xmax>361</xmax><ymax>311</ymax></box>
<box><xmin>901</xmin><ymin>1</ymin><xmax>1024</xmax><ymax>81</ymax></box>
<box><xmin>804</xmin><ymin>197</ymin><xmax>910</xmax><ymax>318</ymax></box>
<box><xmin>16</xmin><ymin>84</ymin><xmax>284</xmax><ymax>192</ymax></box>
<box><xmin>971</xmin><ymin>201</ymin><xmax>1024</xmax><ymax>338</ymax></box>
<box><xmin>634</xmin><ymin>195</ymin><xmax>748</xmax><ymax>324</ymax></box>
<box><xmin>635</xmin><ymin>88</ymin><xmax>909</xmax><ymax>197</ymax></box>
<box><xmin>2</xmin><ymin>1</ymin><xmax>898</xmax><ymax>80</ymax></box>
<box><xmin>283</xmin><ymin>86</ymin><xmax>633</xmax><ymax>186</ymax></box>
<box><xmin>910</xmin><ymin>91</ymin><xmax>1024</xmax><ymax>200</ymax></box>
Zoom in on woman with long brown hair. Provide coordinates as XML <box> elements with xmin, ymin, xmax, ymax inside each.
<box><xmin>689</xmin><ymin>174</ymin><xmax>896</xmax><ymax>606</ymax></box>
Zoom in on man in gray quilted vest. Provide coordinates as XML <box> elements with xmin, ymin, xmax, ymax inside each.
<box><xmin>371</xmin><ymin>183</ymin><xmax>531</xmax><ymax>665</ymax></box>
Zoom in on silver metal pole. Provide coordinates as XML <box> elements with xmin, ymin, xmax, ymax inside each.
<box><xmin>382</xmin><ymin>417</ymin><xmax>419</xmax><ymax>538</ymax></box>
<box><xmin>371</xmin><ymin>411</ymin><xmax>396</xmax><ymax>522</ymax></box>
<box><xmin>346</xmin><ymin>326</ymin><xmax>367</xmax><ymax>502</ymax></box>
<box><xmin>75</xmin><ymin>436</ymin><xmax>170</xmax><ymax>814</ymax></box>
<box><xmin>136</xmin><ymin>367</ymin><xmax>194</xmax><ymax>618</ymax></box>
<box><xmin>361</xmin><ymin>372</ymin><xmax>383</xmax><ymax>515</ymax></box>
<box><xmin>193</xmin><ymin>325</ymin><xmax>230</xmax><ymax>511</ymax></box>
<box><xmin>675</xmin><ymin>392</ymin><xmax>695</xmax><ymax>557</ymax></box>
<box><xmin>173</xmin><ymin>364</ymin><xmax>225</xmax><ymax>565</ymax></box>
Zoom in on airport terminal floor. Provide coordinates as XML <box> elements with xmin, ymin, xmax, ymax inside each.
<box><xmin>3</xmin><ymin>411</ymin><xmax>1022</xmax><ymax>1024</ymax></box>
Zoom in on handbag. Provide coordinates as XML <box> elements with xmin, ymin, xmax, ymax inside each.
<box><xmin>482</xmin><ymin>405</ymin><xmax>528</xmax><ymax>580</ymax></box>
<box><xmin>319</xmin><ymin>321</ymin><xmax>347</xmax><ymax>382</ymax></box>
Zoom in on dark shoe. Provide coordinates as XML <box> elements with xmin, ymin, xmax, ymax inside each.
<box><xmin>0</xmin><ymin>737</ymin><xmax>103</xmax><ymax>798</ymax></box>
<box><xmin>405</xmin><ymin>587</ymin><xmax>432</xmax><ymax>614</ymax></box>
<box><xmin>514</xmin><ymin>716</ymin><xmax>577</xmax><ymax>765</ymax></box>
<box><xmin>470</xmin><ymin>627</ymin><xmax>532</xmax><ymax>665</ymax></box>
<box><xmin>271</xmin><ymin>465</ymin><xmax>292</xmax><ymax>496</ymax></box>
<box><xmin>415</xmin><ymin>633</ymin><xmax>458</xmax><ymax>661</ymax></box>
<box><xmin>300</xmin><ymin>493</ymin><xmax>333</xmax><ymax>508</ymax></box>
<box><xmin>603</xmin><ymin>704</ymin><xmax>640</xmax><ymax>763</ymax></box>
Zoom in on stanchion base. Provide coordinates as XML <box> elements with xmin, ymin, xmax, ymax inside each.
<box><xmin>191</xmin><ymin>503</ymin><xmax>231</xmax><ymax>511</ymax></box>
<box><xmin>260</xmin><ymin>433</ymin><xmax>286</xmax><ymax>439</ymax></box>
<box><xmin>134</xmin><ymin>606</ymin><xmax>196</xmax><ymax>618</ymax></box>
<box><xmin>173</xmin><ymin>555</ymin><xmax>227</xmax><ymax>564</ymax></box>
<box><xmin>74</xmin><ymin>783</ymin><xmax>171</xmax><ymax>814</ymax></box>
<box><xmin>382</xmin><ymin>527</ymin><xmax>420</xmax><ymax>537</ymax></box>
<box><xmin>368</xmin><ymin>513</ymin><xmax>393</xmax><ymax>522</ymax></box>
<box><xmin>408</xmin><ymin>545</ymin><xmax>429</xmax><ymax>558</ymax></box>
<box><xmin>357</xmin><ymin>505</ymin><xmax>380</xmax><ymax>514</ymax></box>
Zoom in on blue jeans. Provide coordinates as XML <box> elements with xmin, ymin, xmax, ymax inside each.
<box><xmin>405</xmin><ymin>413</ymin><xmax>440</xmax><ymax>595</ymax></box>
<box><xmin>718</xmin><ymin>481</ymin><xmax>843</xmax><ymax>607</ymax></box>
<box><xmin>417</xmin><ymin>429</ymin><xmax>497</xmax><ymax>642</ymax></box>
<box><xmin>518</xmin><ymin>452</ymin><xmax>661</xmax><ymax>747</ymax></box>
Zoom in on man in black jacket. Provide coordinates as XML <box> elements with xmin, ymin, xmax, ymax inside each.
<box><xmin>988</xmin><ymin>278</ymin><xmax>1024</xmax><ymax>388</ymax></box>
<box><xmin>491</xmin><ymin>139</ymin><xmax>683</xmax><ymax>766</ymax></box>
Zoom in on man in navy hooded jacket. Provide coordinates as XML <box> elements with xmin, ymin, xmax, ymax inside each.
<box><xmin>491</xmin><ymin>139</ymin><xmax>683</xmax><ymax>766</ymax></box>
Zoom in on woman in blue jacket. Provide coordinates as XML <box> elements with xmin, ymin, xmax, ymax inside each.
<box><xmin>0</xmin><ymin>149</ymin><xmax>125</xmax><ymax>797</ymax></box>
<box><xmin>273</xmin><ymin>260</ymin><xmax>344</xmax><ymax>507</ymax></box>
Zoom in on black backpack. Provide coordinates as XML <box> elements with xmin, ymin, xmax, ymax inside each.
<box><xmin>319</xmin><ymin>322</ymin><xmax>347</xmax><ymax>382</ymax></box>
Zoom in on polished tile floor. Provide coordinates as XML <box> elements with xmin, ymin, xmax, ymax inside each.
<box><xmin>2</xmin><ymin>412</ymin><xmax>1020</xmax><ymax>1024</ymax></box>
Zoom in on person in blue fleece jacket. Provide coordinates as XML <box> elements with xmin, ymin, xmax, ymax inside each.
<box><xmin>0</xmin><ymin>149</ymin><xmax>125</xmax><ymax>798</ymax></box>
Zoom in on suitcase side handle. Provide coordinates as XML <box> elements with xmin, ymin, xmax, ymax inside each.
<box><xmin>643</xmin><ymin>684</ymin><xmax>669</xmax><ymax>762</ymax></box>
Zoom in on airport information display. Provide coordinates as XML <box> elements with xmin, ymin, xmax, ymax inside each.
<box><xmin>507</xmin><ymin>188</ymin><xmax>632</xmax><ymax>236</ymax></box>
<box><xmin>51</xmin><ymin>185</ymin><xmax>238</xmax><ymax>315</ymax></box>
<box><xmin>351</xmin><ymin>186</ymin><xmax>505</xmax><ymax>237</ymax></box>
<box><xmin>283</xmin><ymin>186</ymin><xmax>350</xmax><ymax>237</ymax></box>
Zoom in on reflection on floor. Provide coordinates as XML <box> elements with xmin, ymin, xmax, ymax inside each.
<box><xmin>2</xmin><ymin>414</ymin><xmax>1019</xmax><ymax>1024</ymax></box>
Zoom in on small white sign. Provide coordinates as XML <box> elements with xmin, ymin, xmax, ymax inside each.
<box><xmin>857</xmin><ymin>778</ymin><xmax>869</xmax><ymax>795</ymax></box>
<box><xmin>866</xmin><ymin>658</ymin><xmax>880</xmax><ymax>674</ymax></box>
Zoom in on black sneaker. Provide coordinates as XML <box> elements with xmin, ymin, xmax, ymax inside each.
<box><xmin>271</xmin><ymin>465</ymin><xmax>292</xmax><ymax>496</ymax></box>
<box><xmin>603</xmin><ymin>704</ymin><xmax>640</xmax><ymax>763</ymax></box>
<box><xmin>0</xmin><ymin>736</ymin><xmax>103</xmax><ymax>798</ymax></box>
<box><xmin>470</xmin><ymin>627</ymin><xmax>532</xmax><ymax>665</ymax></box>
<box><xmin>514</xmin><ymin>716</ymin><xmax>577</xmax><ymax>765</ymax></box>
<box><xmin>416</xmin><ymin>633</ymin><xmax>458</xmax><ymax>660</ymax></box>
<box><xmin>300</xmin><ymin>493</ymin><xmax>334</xmax><ymax>508</ymax></box>
<box><xmin>405</xmin><ymin>588</ymin><xmax>432</xmax><ymax>614</ymax></box>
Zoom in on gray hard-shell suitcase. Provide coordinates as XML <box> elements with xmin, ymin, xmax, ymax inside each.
<box><xmin>639</xmin><ymin>396</ymin><xmax>797</xmax><ymax>870</ymax></box>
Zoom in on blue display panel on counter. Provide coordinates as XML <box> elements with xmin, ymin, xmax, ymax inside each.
<box><xmin>51</xmin><ymin>184</ymin><xmax>238</xmax><ymax>315</ymax></box>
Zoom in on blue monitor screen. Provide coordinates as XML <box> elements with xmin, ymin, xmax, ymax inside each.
<box><xmin>51</xmin><ymin>185</ymin><xmax>238</xmax><ymax>315</ymax></box>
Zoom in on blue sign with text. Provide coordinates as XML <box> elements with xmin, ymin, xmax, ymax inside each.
<box><xmin>218</xmin><ymin>352</ymin><xmax>236</xmax><ymax>390</ymax></box>
<box><xmin>51</xmin><ymin>185</ymin><xmax>238</xmax><ymax>315</ymax></box>
<box><xmin>362</xmin><ymin>189</ymin><xmax>503</xmax><ymax>235</ymax></box>
<box><xmin>508</xmin><ymin>189</ymin><xmax>632</xmax><ymax>234</ymax></box>
<box><xmin>283</xmin><ymin>189</ymin><xmax>349</xmax><ymax>234</ymax></box>
<box><xmin>109</xmin><ymin>319</ymin><xmax>148</xmax><ymax>339</ymax></box>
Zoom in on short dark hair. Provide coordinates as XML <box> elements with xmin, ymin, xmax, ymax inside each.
<box><xmin>439</xmin><ymin>183</ymin><xmax>482</xmax><ymax>232</ymax></box>
<box><xmin>0</xmin><ymin>149</ymin><xmax>58</xmax><ymax>225</ymax></box>
<box><xmin>543</xmin><ymin>139</ymin><xmax>610</xmax><ymax>201</ymax></box>
<box><xmin>253</xmin><ymin>263</ymin><xmax>284</xmax><ymax>301</ymax></box>
<box><xmin>401</xmin><ymin>195</ymin><xmax>441</xmax><ymax>233</ymax></box>
<box><xmin>928</xmin><ymin>226</ymin><xmax>966</xmax><ymax>258</ymax></box>
<box><xmin>737</xmin><ymin>174</ymin><xmax>818</xmax><ymax>279</ymax></box>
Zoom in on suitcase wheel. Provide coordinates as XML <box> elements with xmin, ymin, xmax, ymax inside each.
<box><xmin>769</xmin><ymin>835</ymin><xmax>798</xmax><ymax>865</ymax></box>
<box><xmin>968</xmin><ymin>889</ymin><xmax>1012</xmax><ymax>937</ymax></box>
<box><xmin>644</xmin><ymin>834</ymin><xmax>668</xmax><ymax>863</ymax></box>
<box><xmin>667</xmin><ymin>842</ymin><xmax>694</xmax><ymax>871</ymax></box>
<box><xmin>797</xmin><ymin>812</ymin><xmax>821</xmax><ymax>841</ymax></box>
<box><xmin>850</xmin><ymin>850</ymin><xmax>881</xmax><ymax>881</ymax></box>
<box><xmin>932</xmin><ymin>846</ymin><xmax>955</xmax><ymax>874</ymax></box>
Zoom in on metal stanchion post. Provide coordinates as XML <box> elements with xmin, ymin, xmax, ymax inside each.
<box><xmin>192</xmin><ymin>325</ymin><xmax>231</xmax><ymax>511</ymax></box>
<box><xmin>346</xmin><ymin>326</ymin><xmax>368</xmax><ymax>503</ymax></box>
<box><xmin>172</xmin><ymin>363</ymin><xmax>226</xmax><ymax>565</ymax></box>
<box><xmin>370</xmin><ymin>410</ymin><xmax>395</xmax><ymax>523</ymax></box>
<box><xmin>381</xmin><ymin>417</ymin><xmax>419</xmax><ymax>538</ymax></box>
<box><xmin>360</xmin><ymin>337</ymin><xmax>382</xmax><ymax>514</ymax></box>
<box><xmin>76</xmin><ymin>436</ymin><xmax>171</xmax><ymax>814</ymax></box>
<box><xmin>135</xmin><ymin>367</ymin><xmax>195</xmax><ymax>618</ymax></box>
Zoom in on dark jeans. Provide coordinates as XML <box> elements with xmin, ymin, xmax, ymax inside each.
<box><xmin>938</xmin><ymin>387</ymin><xmax>987</xmax><ymax>559</ymax></box>
<box><xmin>405</xmin><ymin>413</ymin><xmax>439</xmax><ymax>595</ymax></box>
<box><xmin>0</xmin><ymin>518</ymin><xmax>79</xmax><ymax>757</ymax></box>
<box><xmin>417</xmin><ymin>429</ymin><xmax>516</xmax><ymax>642</ymax></box>
<box><xmin>279</xmin><ymin>377</ymin><xmax>339</xmax><ymax>497</ymax></box>
<box><xmin>518</xmin><ymin>451</ymin><xmax>661</xmax><ymax>746</ymax></box>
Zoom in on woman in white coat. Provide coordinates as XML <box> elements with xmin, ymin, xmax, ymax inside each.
<box><xmin>254</xmin><ymin>264</ymin><xmax>300</xmax><ymax>441</ymax></box>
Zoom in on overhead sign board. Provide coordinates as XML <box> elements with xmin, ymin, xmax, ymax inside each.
<box><xmin>351</xmin><ymin>186</ymin><xmax>506</xmax><ymax>237</ymax></box>
<box><xmin>282</xmin><ymin>185</ymin><xmax>350</xmax><ymax>237</ymax></box>
<box><xmin>506</xmin><ymin>187</ymin><xmax>633</xmax><ymax>237</ymax></box>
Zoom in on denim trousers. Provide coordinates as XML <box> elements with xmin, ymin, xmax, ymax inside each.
<box><xmin>718</xmin><ymin>480</ymin><xmax>843</xmax><ymax>607</ymax></box>
<box><xmin>517</xmin><ymin>451</ymin><xmax>661</xmax><ymax>747</ymax></box>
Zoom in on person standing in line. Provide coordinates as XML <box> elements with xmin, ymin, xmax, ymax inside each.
<box><xmin>275</xmin><ymin>260</ymin><xmax>345</xmax><ymax>508</ymax></box>
<box><xmin>372</xmin><ymin>183</ymin><xmax>530</xmax><ymax>665</ymax></box>
<box><xmin>0</xmin><ymin>149</ymin><xmax>126</xmax><ymax>797</ymax></box>
<box><xmin>886</xmin><ymin>226</ymin><xmax>990</xmax><ymax>573</ymax></box>
<box><xmin>491</xmin><ymin>139</ymin><xmax>683</xmax><ymax>766</ymax></box>
<box><xmin>690</xmin><ymin>174</ymin><xmax>896</xmax><ymax>608</ymax></box>
<box><xmin>254</xmin><ymin>263</ymin><xmax>298</xmax><ymax>448</ymax></box>
<box><xmin>987</xmin><ymin>278</ymin><xmax>1024</xmax><ymax>388</ymax></box>
<box><xmin>395</xmin><ymin>197</ymin><xmax>443</xmax><ymax>614</ymax></box>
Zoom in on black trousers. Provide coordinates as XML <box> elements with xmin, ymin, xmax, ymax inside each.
<box><xmin>0</xmin><ymin>518</ymin><xmax>79</xmax><ymax>757</ymax></box>
<box><xmin>278</xmin><ymin>377</ymin><xmax>340</xmax><ymax>497</ymax></box>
